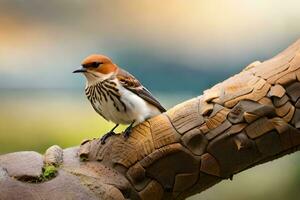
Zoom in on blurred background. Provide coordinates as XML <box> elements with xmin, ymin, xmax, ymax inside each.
<box><xmin>0</xmin><ymin>0</ymin><xmax>300</xmax><ymax>199</ymax></box>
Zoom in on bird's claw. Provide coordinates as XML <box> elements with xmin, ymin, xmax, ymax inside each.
<box><xmin>100</xmin><ymin>131</ymin><xmax>115</xmax><ymax>144</ymax></box>
<box><xmin>123</xmin><ymin>127</ymin><xmax>132</xmax><ymax>139</ymax></box>
<box><xmin>124</xmin><ymin>121</ymin><xmax>135</xmax><ymax>139</ymax></box>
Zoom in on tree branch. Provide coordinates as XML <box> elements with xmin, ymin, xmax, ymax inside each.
<box><xmin>1</xmin><ymin>39</ymin><xmax>300</xmax><ymax>200</ymax></box>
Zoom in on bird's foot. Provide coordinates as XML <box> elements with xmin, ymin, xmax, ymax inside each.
<box><xmin>100</xmin><ymin>131</ymin><xmax>116</xmax><ymax>144</ymax></box>
<box><xmin>123</xmin><ymin>125</ymin><xmax>133</xmax><ymax>139</ymax></box>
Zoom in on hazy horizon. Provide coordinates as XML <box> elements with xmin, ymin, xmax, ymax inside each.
<box><xmin>1</xmin><ymin>0</ymin><xmax>300</xmax><ymax>92</ymax></box>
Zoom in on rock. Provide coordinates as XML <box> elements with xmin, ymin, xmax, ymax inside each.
<box><xmin>0</xmin><ymin>151</ymin><xmax>43</xmax><ymax>180</ymax></box>
<box><xmin>44</xmin><ymin>145</ymin><xmax>63</xmax><ymax>166</ymax></box>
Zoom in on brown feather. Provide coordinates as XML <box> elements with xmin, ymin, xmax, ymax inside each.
<box><xmin>116</xmin><ymin>68</ymin><xmax>166</xmax><ymax>113</ymax></box>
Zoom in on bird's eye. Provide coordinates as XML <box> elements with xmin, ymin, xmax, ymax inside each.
<box><xmin>91</xmin><ymin>62</ymin><xmax>100</xmax><ymax>68</ymax></box>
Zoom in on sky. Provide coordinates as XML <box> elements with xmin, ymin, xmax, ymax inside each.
<box><xmin>0</xmin><ymin>0</ymin><xmax>300</xmax><ymax>92</ymax></box>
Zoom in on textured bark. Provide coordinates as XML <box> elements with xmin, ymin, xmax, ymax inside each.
<box><xmin>2</xmin><ymin>39</ymin><xmax>300</xmax><ymax>200</ymax></box>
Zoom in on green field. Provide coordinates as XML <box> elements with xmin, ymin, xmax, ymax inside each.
<box><xmin>0</xmin><ymin>89</ymin><xmax>194</xmax><ymax>153</ymax></box>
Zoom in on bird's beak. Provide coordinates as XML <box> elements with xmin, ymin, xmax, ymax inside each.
<box><xmin>73</xmin><ymin>67</ymin><xmax>87</xmax><ymax>73</ymax></box>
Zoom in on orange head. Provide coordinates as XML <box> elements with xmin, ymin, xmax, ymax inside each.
<box><xmin>73</xmin><ymin>54</ymin><xmax>118</xmax><ymax>83</ymax></box>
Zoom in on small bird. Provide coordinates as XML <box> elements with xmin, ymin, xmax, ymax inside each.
<box><xmin>73</xmin><ymin>54</ymin><xmax>166</xmax><ymax>144</ymax></box>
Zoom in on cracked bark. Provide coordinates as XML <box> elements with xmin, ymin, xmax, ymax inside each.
<box><xmin>1</xmin><ymin>39</ymin><xmax>300</xmax><ymax>200</ymax></box>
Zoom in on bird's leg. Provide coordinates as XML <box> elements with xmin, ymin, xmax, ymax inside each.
<box><xmin>100</xmin><ymin>124</ymin><xmax>119</xmax><ymax>144</ymax></box>
<box><xmin>123</xmin><ymin>121</ymin><xmax>135</xmax><ymax>139</ymax></box>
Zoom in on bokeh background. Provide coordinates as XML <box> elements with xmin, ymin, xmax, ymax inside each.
<box><xmin>0</xmin><ymin>0</ymin><xmax>300</xmax><ymax>199</ymax></box>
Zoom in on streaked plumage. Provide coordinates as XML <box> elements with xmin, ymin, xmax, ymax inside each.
<box><xmin>74</xmin><ymin>54</ymin><xmax>166</xmax><ymax>143</ymax></box>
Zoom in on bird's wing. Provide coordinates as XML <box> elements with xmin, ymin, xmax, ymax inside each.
<box><xmin>116</xmin><ymin>68</ymin><xmax>166</xmax><ymax>113</ymax></box>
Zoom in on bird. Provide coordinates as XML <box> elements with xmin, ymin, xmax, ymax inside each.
<box><xmin>73</xmin><ymin>54</ymin><xmax>166</xmax><ymax>144</ymax></box>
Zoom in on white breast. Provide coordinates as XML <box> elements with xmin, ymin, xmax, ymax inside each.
<box><xmin>119</xmin><ymin>84</ymin><xmax>161</xmax><ymax>124</ymax></box>
<box><xmin>88</xmin><ymin>80</ymin><xmax>161</xmax><ymax>126</ymax></box>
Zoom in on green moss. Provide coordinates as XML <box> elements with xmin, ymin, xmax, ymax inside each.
<box><xmin>16</xmin><ymin>165</ymin><xmax>58</xmax><ymax>183</ymax></box>
<box><xmin>42</xmin><ymin>165</ymin><xmax>57</xmax><ymax>180</ymax></box>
